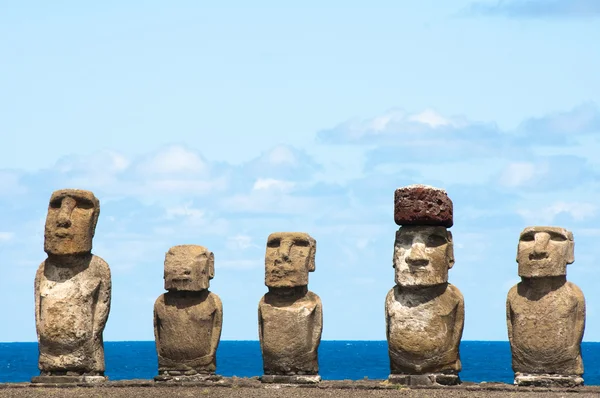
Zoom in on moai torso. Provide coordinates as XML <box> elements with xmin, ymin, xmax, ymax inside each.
<box><xmin>386</xmin><ymin>283</ymin><xmax>463</xmax><ymax>373</ymax></box>
<box><xmin>258</xmin><ymin>232</ymin><xmax>323</xmax><ymax>376</ymax></box>
<box><xmin>259</xmin><ymin>289</ymin><xmax>322</xmax><ymax>374</ymax></box>
<box><xmin>386</xmin><ymin>185</ymin><xmax>464</xmax><ymax>378</ymax></box>
<box><xmin>507</xmin><ymin>226</ymin><xmax>585</xmax><ymax>378</ymax></box>
<box><xmin>507</xmin><ymin>281</ymin><xmax>584</xmax><ymax>374</ymax></box>
<box><xmin>36</xmin><ymin>255</ymin><xmax>111</xmax><ymax>373</ymax></box>
<box><xmin>153</xmin><ymin>245</ymin><xmax>223</xmax><ymax>375</ymax></box>
<box><xmin>34</xmin><ymin>189</ymin><xmax>111</xmax><ymax>376</ymax></box>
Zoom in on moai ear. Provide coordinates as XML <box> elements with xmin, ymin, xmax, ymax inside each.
<box><xmin>308</xmin><ymin>238</ymin><xmax>316</xmax><ymax>272</ymax></box>
<box><xmin>446</xmin><ymin>230</ymin><xmax>455</xmax><ymax>269</ymax></box>
<box><xmin>208</xmin><ymin>251</ymin><xmax>215</xmax><ymax>279</ymax></box>
<box><xmin>393</xmin><ymin>229</ymin><xmax>402</xmax><ymax>268</ymax></box>
<box><xmin>567</xmin><ymin>231</ymin><xmax>575</xmax><ymax>265</ymax></box>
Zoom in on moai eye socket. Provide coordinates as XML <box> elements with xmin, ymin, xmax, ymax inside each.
<box><xmin>267</xmin><ymin>238</ymin><xmax>281</xmax><ymax>248</ymax></box>
<box><xmin>76</xmin><ymin>198</ymin><xmax>95</xmax><ymax>210</ymax></box>
<box><xmin>50</xmin><ymin>198</ymin><xmax>62</xmax><ymax>209</ymax></box>
<box><xmin>550</xmin><ymin>232</ymin><xmax>567</xmax><ymax>242</ymax></box>
<box><xmin>426</xmin><ymin>235</ymin><xmax>447</xmax><ymax>248</ymax></box>
<box><xmin>294</xmin><ymin>239</ymin><xmax>310</xmax><ymax>247</ymax></box>
<box><xmin>520</xmin><ymin>233</ymin><xmax>535</xmax><ymax>242</ymax></box>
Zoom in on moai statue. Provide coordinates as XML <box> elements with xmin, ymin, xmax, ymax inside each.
<box><xmin>386</xmin><ymin>185</ymin><xmax>464</xmax><ymax>386</ymax></box>
<box><xmin>154</xmin><ymin>245</ymin><xmax>223</xmax><ymax>382</ymax></box>
<box><xmin>33</xmin><ymin>189</ymin><xmax>111</xmax><ymax>384</ymax></box>
<box><xmin>258</xmin><ymin>232</ymin><xmax>323</xmax><ymax>384</ymax></box>
<box><xmin>506</xmin><ymin>226</ymin><xmax>585</xmax><ymax>387</ymax></box>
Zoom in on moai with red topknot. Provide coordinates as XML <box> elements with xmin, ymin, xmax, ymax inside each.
<box><xmin>386</xmin><ymin>185</ymin><xmax>465</xmax><ymax>386</ymax></box>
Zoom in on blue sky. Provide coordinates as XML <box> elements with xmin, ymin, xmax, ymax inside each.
<box><xmin>1</xmin><ymin>0</ymin><xmax>600</xmax><ymax>342</ymax></box>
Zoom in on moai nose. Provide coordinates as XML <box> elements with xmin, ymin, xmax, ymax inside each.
<box><xmin>278</xmin><ymin>241</ymin><xmax>293</xmax><ymax>261</ymax></box>
<box><xmin>57</xmin><ymin>197</ymin><xmax>76</xmax><ymax>228</ymax></box>
<box><xmin>407</xmin><ymin>243</ymin><xmax>429</xmax><ymax>266</ymax></box>
<box><xmin>532</xmin><ymin>232</ymin><xmax>550</xmax><ymax>256</ymax></box>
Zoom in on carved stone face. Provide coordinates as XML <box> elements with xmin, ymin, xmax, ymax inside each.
<box><xmin>393</xmin><ymin>225</ymin><xmax>454</xmax><ymax>287</ymax></box>
<box><xmin>517</xmin><ymin>226</ymin><xmax>574</xmax><ymax>278</ymax></box>
<box><xmin>44</xmin><ymin>189</ymin><xmax>100</xmax><ymax>256</ymax></box>
<box><xmin>265</xmin><ymin>232</ymin><xmax>316</xmax><ymax>288</ymax></box>
<box><xmin>164</xmin><ymin>245</ymin><xmax>214</xmax><ymax>292</ymax></box>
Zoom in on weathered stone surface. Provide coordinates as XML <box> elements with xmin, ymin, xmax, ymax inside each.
<box><xmin>394</xmin><ymin>185</ymin><xmax>453</xmax><ymax>228</ymax></box>
<box><xmin>386</xmin><ymin>222</ymin><xmax>463</xmax><ymax>379</ymax></box>
<box><xmin>514</xmin><ymin>373</ymin><xmax>584</xmax><ymax>387</ymax></box>
<box><xmin>33</xmin><ymin>189</ymin><xmax>111</xmax><ymax>383</ymax></box>
<box><xmin>154</xmin><ymin>245</ymin><xmax>223</xmax><ymax>376</ymax></box>
<box><xmin>260</xmin><ymin>375</ymin><xmax>322</xmax><ymax>384</ymax></box>
<box><xmin>259</xmin><ymin>232</ymin><xmax>322</xmax><ymax>380</ymax></box>
<box><xmin>393</xmin><ymin>226</ymin><xmax>455</xmax><ymax>287</ymax></box>
<box><xmin>507</xmin><ymin>226</ymin><xmax>585</xmax><ymax>385</ymax></box>
<box><xmin>388</xmin><ymin>373</ymin><xmax>460</xmax><ymax>386</ymax></box>
<box><xmin>265</xmin><ymin>232</ymin><xmax>316</xmax><ymax>288</ymax></box>
<box><xmin>154</xmin><ymin>373</ymin><xmax>223</xmax><ymax>383</ymax></box>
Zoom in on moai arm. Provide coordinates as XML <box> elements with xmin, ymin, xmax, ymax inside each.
<box><xmin>92</xmin><ymin>261</ymin><xmax>112</xmax><ymax>341</ymax></box>
<box><xmin>452</xmin><ymin>291</ymin><xmax>465</xmax><ymax>354</ymax></box>
<box><xmin>34</xmin><ymin>264</ymin><xmax>43</xmax><ymax>339</ymax></box>
<box><xmin>258</xmin><ymin>298</ymin><xmax>264</xmax><ymax>348</ymax></box>
<box><xmin>506</xmin><ymin>287</ymin><xmax>515</xmax><ymax>345</ymax></box>
<box><xmin>153</xmin><ymin>298</ymin><xmax>162</xmax><ymax>354</ymax></box>
<box><xmin>573</xmin><ymin>287</ymin><xmax>586</xmax><ymax>350</ymax></box>
<box><xmin>312</xmin><ymin>296</ymin><xmax>323</xmax><ymax>351</ymax></box>
<box><xmin>210</xmin><ymin>295</ymin><xmax>223</xmax><ymax>359</ymax></box>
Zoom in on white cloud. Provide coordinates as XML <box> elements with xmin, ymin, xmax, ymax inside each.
<box><xmin>517</xmin><ymin>201</ymin><xmax>597</xmax><ymax>224</ymax></box>
<box><xmin>266</xmin><ymin>145</ymin><xmax>297</xmax><ymax>166</ymax></box>
<box><xmin>0</xmin><ymin>232</ymin><xmax>14</xmax><ymax>242</ymax></box>
<box><xmin>252</xmin><ymin>178</ymin><xmax>295</xmax><ymax>192</ymax></box>
<box><xmin>136</xmin><ymin>145</ymin><xmax>209</xmax><ymax>176</ymax></box>
<box><xmin>498</xmin><ymin>162</ymin><xmax>539</xmax><ymax>187</ymax></box>
<box><xmin>226</xmin><ymin>235</ymin><xmax>260</xmax><ymax>251</ymax></box>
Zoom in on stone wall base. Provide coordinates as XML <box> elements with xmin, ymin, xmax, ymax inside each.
<box><xmin>260</xmin><ymin>375</ymin><xmax>321</xmax><ymax>384</ymax></box>
<box><xmin>388</xmin><ymin>373</ymin><xmax>460</xmax><ymax>386</ymax></box>
<box><xmin>154</xmin><ymin>372</ymin><xmax>222</xmax><ymax>382</ymax></box>
<box><xmin>31</xmin><ymin>375</ymin><xmax>107</xmax><ymax>384</ymax></box>
<box><xmin>514</xmin><ymin>373</ymin><xmax>584</xmax><ymax>387</ymax></box>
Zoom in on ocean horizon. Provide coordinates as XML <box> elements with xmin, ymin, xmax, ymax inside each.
<box><xmin>1</xmin><ymin>340</ymin><xmax>598</xmax><ymax>384</ymax></box>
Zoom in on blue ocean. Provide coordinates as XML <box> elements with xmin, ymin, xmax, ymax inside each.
<box><xmin>1</xmin><ymin>341</ymin><xmax>599</xmax><ymax>384</ymax></box>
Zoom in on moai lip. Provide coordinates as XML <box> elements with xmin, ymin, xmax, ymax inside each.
<box><xmin>33</xmin><ymin>189</ymin><xmax>111</xmax><ymax>384</ymax></box>
<box><xmin>154</xmin><ymin>245</ymin><xmax>223</xmax><ymax>380</ymax></box>
<box><xmin>394</xmin><ymin>184</ymin><xmax>453</xmax><ymax>228</ymax></box>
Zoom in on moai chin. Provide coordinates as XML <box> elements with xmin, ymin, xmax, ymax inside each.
<box><xmin>506</xmin><ymin>226</ymin><xmax>585</xmax><ymax>387</ymax></box>
<box><xmin>386</xmin><ymin>185</ymin><xmax>464</xmax><ymax>387</ymax></box>
<box><xmin>154</xmin><ymin>245</ymin><xmax>223</xmax><ymax>382</ymax></box>
<box><xmin>258</xmin><ymin>232</ymin><xmax>323</xmax><ymax>384</ymax></box>
<box><xmin>32</xmin><ymin>189</ymin><xmax>111</xmax><ymax>384</ymax></box>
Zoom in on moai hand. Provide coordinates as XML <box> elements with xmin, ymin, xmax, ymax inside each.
<box><xmin>33</xmin><ymin>189</ymin><xmax>111</xmax><ymax>384</ymax></box>
<box><xmin>506</xmin><ymin>227</ymin><xmax>585</xmax><ymax>387</ymax></box>
<box><xmin>258</xmin><ymin>232</ymin><xmax>323</xmax><ymax>384</ymax></box>
<box><xmin>386</xmin><ymin>185</ymin><xmax>464</xmax><ymax>387</ymax></box>
<box><xmin>154</xmin><ymin>245</ymin><xmax>223</xmax><ymax>382</ymax></box>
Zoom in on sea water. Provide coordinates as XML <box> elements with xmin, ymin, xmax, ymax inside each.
<box><xmin>1</xmin><ymin>341</ymin><xmax>599</xmax><ymax>384</ymax></box>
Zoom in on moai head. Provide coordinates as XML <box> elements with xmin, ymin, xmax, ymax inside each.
<box><xmin>393</xmin><ymin>226</ymin><xmax>454</xmax><ymax>286</ymax></box>
<box><xmin>44</xmin><ymin>189</ymin><xmax>100</xmax><ymax>256</ymax></box>
<box><xmin>164</xmin><ymin>245</ymin><xmax>215</xmax><ymax>292</ymax></box>
<box><xmin>393</xmin><ymin>184</ymin><xmax>454</xmax><ymax>287</ymax></box>
<box><xmin>265</xmin><ymin>232</ymin><xmax>316</xmax><ymax>288</ymax></box>
<box><xmin>517</xmin><ymin>226</ymin><xmax>574</xmax><ymax>278</ymax></box>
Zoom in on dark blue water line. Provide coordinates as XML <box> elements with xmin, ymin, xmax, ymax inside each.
<box><xmin>0</xmin><ymin>341</ymin><xmax>598</xmax><ymax>385</ymax></box>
